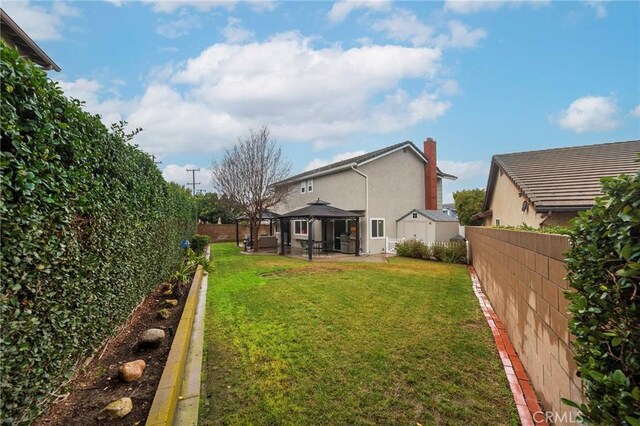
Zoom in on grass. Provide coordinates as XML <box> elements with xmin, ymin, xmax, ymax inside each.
<box><xmin>200</xmin><ymin>243</ymin><xmax>519</xmax><ymax>425</ymax></box>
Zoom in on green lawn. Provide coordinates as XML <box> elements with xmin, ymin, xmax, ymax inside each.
<box><xmin>200</xmin><ymin>243</ymin><xmax>518</xmax><ymax>425</ymax></box>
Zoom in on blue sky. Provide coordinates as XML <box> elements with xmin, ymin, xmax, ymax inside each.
<box><xmin>4</xmin><ymin>0</ymin><xmax>639</xmax><ymax>201</ymax></box>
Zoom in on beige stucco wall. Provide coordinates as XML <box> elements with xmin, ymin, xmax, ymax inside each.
<box><xmin>485</xmin><ymin>171</ymin><xmax>542</xmax><ymax>227</ymax></box>
<box><xmin>485</xmin><ymin>171</ymin><xmax>583</xmax><ymax>228</ymax></box>
<box><xmin>276</xmin><ymin>147</ymin><xmax>427</xmax><ymax>254</ymax></box>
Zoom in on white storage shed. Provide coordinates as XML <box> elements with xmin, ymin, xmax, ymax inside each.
<box><xmin>396</xmin><ymin>209</ymin><xmax>461</xmax><ymax>242</ymax></box>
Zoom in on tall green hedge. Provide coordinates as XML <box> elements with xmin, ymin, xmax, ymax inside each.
<box><xmin>0</xmin><ymin>42</ymin><xmax>196</xmax><ymax>423</ymax></box>
<box><xmin>564</xmin><ymin>172</ymin><xmax>640</xmax><ymax>425</ymax></box>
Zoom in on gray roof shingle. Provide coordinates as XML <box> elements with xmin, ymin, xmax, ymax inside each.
<box><xmin>483</xmin><ymin>140</ymin><xmax>640</xmax><ymax>211</ymax></box>
<box><xmin>397</xmin><ymin>209</ymin><xmax>459</xmax><ymax>222</ymax></box>
<box><xmin>275</xmin><ymin>141</ymin><xmax>455</xmax><ymax>185</ymax></box>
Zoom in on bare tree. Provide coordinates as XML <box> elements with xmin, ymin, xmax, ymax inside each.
<box><xmin>212</xmin><ymin>126</ymin><xmax>291</xmax><ymax>251</ymax></box>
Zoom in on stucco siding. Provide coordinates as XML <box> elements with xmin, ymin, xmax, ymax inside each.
<box><xmin>360</xmin><ymin>147</ymin><xmax>426</xmax><ymax>253</ymax></box>
<box><xmin>434</xmin><ymin>221</ymin><xmax>460</xmax><ymax>241</ymax></box>
<box><xmin>486</xmin><ymin>171</ymin><xmax>583</xmax><ymax>228</ymax></box>
<box><xmin>486</xmin><ymin>170</ymin><xmax>539</xmax><ymax>227</ymax></box>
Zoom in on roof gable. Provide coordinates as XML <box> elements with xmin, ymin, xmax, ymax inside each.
<box><xmin>397</xmin><ymin>209</ymin><xmax>459</xmax><ymax>222</ymax></box>
<box><xmin>482</xmin><ymin>140</ymin><xmax>640</xmax><ymax>211</ymax></box>
<box><xmin>275</xmin><ymin>141</ymin><xmax>455</xmax><ymax>185</ymax></box>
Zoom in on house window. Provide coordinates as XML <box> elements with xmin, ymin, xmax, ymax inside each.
<box><xmin>371</xmin><ymin>218</ymin><xmax>385</xmax><ymax>239</ymax></box>
<box><xmin>412</xmin><ymin>212</ymin><xmax>418</xmax><ymax>219</ymax></box>
<box><xmin>300</xmin><ymin>179</ymin><xmax>313</xmax><ymax>193</ymax></box>
<box><xmin>495</xmin><ymin>218</ymin><xmax>501</xmax><ymax>226</ymax></box>
<box><xmin>294</xmin><ymin>219</ymin><xmax>308</xmax><ymax>236</ymax></box>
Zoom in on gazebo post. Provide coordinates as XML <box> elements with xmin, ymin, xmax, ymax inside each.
<box><xmin>235</xmin><ymin>220</ymin><xmax>239</xmax><ymax>246</ymax></box>
<box><xmin>279</xmin><ymin>218</ymin><xmax>285</xmax><ymax>255</ymax></box>
<box><xmin>355</xmin><ymin>216</ymin><xmax>361</xmax><ymax>256</ymax></box>
<box><xmin>308</xmin><ymin>219</ymin><xmax>313</xmax><ymax>261</ymax></box>
<box><xmin>269</xmin><ymin>219</ymin><xmax>273</xmax><ymax>236</ymax></box>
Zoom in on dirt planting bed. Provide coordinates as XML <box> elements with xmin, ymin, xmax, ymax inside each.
<box><xmin>35</xmin><ymin>280</ymin><xmax>192</xmax><ymax>426</ymax></box>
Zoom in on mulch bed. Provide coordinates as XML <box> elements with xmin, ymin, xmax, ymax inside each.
<box><xmin>34</xmin><ymin>279</ymin><xmax>192</xmax><ymax>426</ymax></box>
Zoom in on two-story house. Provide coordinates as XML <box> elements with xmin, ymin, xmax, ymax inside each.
<box><xmin>274</xmin><ymin>138</ymin><xmax>457</xmax><ymax>254</ymax></box>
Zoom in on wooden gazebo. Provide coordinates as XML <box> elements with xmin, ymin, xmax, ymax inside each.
<box><xmin>235</xmin><ymin>210</ymin><xmax>281</xmax><ymax>247</ymax></box>
<box><xmin>279</xmin><ymin>199</ymin><xmax>362</xmax><ymax>261</ymax></box>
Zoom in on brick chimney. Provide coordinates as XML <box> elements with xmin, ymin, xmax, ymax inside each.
<box><xmin>424</xmin><ymin>137</ymin><xmax>438</xmax><ymax>210</ymax></box>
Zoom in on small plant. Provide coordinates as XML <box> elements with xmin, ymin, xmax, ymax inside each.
<box><xmin>191</xmin><ymin>234</ymin><xmax>210</xmax><ymax>256</ymax></box>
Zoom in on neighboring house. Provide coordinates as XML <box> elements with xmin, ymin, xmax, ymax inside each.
<box><xmin>1</xmin><ymin>9</ymin><xmax>61</xmax><ymax>72</ymax></box>
<box><xmin>397</xmin><ymin>209</ymin><xmax>460</xmax><ymax>243</ymax></box>
<box><xmin>474</xmin><ymin>140</ymin><xmax>640</xmax><ymax>228</ymax></box>
<box><xmin>274</xmin><ymin>138</ymin><xmax>457</xmax><ymax>254</ymax></box>
<box><xmin>442</xmin><ymin>203</ymin><xmax>458</xmax><ymax>219</ymax></box>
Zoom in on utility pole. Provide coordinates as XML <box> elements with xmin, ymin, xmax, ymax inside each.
<box><xmin>186</xmin><ymin>168</ymin><xmax>200</xmax><ymax>196</ymax></box>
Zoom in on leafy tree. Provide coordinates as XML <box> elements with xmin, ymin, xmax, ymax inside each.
<box><xmin>453</xmin><ymin>188</ymin><xmax>486</xmax><ymax>225</ymax></box>
<box><xmin>195</xmin><ymin>192</ymin><xmax>241</xmax><ymax>223</ymax></box>
<box><xmin>212</xmin><ymin>126</ymin><xmax>291</xmax><ymax>251</ymax></box>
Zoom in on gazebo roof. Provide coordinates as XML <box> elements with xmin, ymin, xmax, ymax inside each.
<box><xmin>280</xmin><ymin>199</ymin><xmax>362</xmax><ymax>219</ymax></box>
<box><xmin>236</xmin><ymin>209</ymin><xmax>281</xmax><ymax>221</ymax></box>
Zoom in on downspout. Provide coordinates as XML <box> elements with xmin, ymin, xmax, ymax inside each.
<box><xmin>351</xmin><ymin>166</ymin><xmax>368</xmax><ymax>255</ymax></box>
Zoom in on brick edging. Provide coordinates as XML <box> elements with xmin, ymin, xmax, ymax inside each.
<box><xmin>468</xmin><ymin>266</ymin><xmax>548</xmax><ymax>426</ymax></box>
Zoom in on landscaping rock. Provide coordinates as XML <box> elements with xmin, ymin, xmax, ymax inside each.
<box><xmin>118</xmin><ymin>359</ymin><xmax>147</xmax><ymax>383</ymax></box>
<box><xmin>164</xmin><ymin>299</ymin><xmax>178</xmax><ymax>307</ymax></box>
<box><xmin>157</xmin><ymin>308</ymin><xmax>171</xmax><ymax>319</ymax></box>
<box><xmin>139</xmin><ymin>328</ymin><xmax>165</xmax><ymax>348</ymax></box>
<box><xmin>97</xmin><ymin>397</ymin><xmax>132</xmax><ymax>420</ymax></box>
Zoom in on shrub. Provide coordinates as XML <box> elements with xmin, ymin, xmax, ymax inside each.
<box><xmin>396</xmin><ymin>239</ymin><xmax>431</xmax><ymax>259</ymax></box>
<box><xmin>440</xmin><ymin>242</ymin><xmax>467</xmax><ymax>264</ymax></box>
<box><xmin>0</xmin><ymin>42</ymin><xmax>197</xmax><ymax>423</ymax></box>
<box><xmin>191</xmin><ymin>234</ymin><xmax>210</xmax><ymax>255</ymax></box>
<box><xmin>563</xmin><ymin>173</ymin><xmax>640</xmax><ymax>424</ymax></box>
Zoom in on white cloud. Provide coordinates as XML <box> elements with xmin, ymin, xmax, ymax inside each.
<box><xmin>57</xmin><ymin>78</ymin><xmax>131</xmax><ymax>125</ymax></box>
<box><xmin>248</xmin><ymin>0</ymin><xmax>278</xmax><ymax>13</ymax></box>
<box><xmin>444</xmin><ymin>0</ymin><xmax>549</xmax><ymax>14</ymax></box>
<box><xmin>143</xmin><ymin>0</ymin><xmax>237</xmax><ymax>13</ymax></box>
<box><xmin>438</xmin><ymin>160</ymin><xmax>490</xmax><ymax>203</ymax></box>
<box><xmin>162</xmin><ymin>164</ymin><xmax>214</xmax><ymax>192</ymax></box>
<box><xmin>371</xmin><ymin>9</ymin><xmax>434</xmax><ymax>46</ymax></box>
<box><xmin>222</xmin><ymin>17</ymin><xmax>255</xmax><ymax>43</ymax></box>
<box><xmin>371</xmin><ymin>10</ymin><xmax>486</xmax><ymax>49</ymax></box>
<box><xmin>327</xmin><ymin>0</ymin><xmax>391</xmax><ymax>23</ymax></box>
<box><xmin>553</xmin><ymin>96</ymin><xmax>621</xmax><ymax>133</ymax></box>
<box><xmin>631</xmin><ymin>105</ymin><xmax>640</xmax><ymax>118</ymax></box>
<box><xmin>304</xmin><ymin>151</ymin><xmax>367</xmax><ymax>171</ymax></box>
<box><xmin>156</xmin><ymin>12</ymin><xmax>201</xmax><ymax>39</ymax></box>
<box><xmin>2</xmin><ymin>1</ymin><xmax>80</xmax><ymax>41</ymax></box>
<box><xmin>439</xmin><ymin>20</ymin><xmax>487</xmax><ymax>48</ymax></box>
<box><xmin>63</xmin><ymin>32</ymin><xmax>454</xmax><ymax>158</ymax></box>
<box><xmin>585</xmin><ymin>0</ymin><xmax>607</xmax><ymax>18</ymax></box>
<box><xmin>104</xmin><ymin>0</ymin><xmax>123</xmax><ymax>6</ymax></box>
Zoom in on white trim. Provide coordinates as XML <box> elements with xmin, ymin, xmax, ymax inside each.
<box><xmin>279</xmin><ymin>163</ymin><xmax>357</xmax><ymax>185</ymax></box>
<box><xmin>351</xmin><ymin>166</ymin><xmax>368</xmax><ymax>254</ymax></box>
<box><xmin>370</xmin><ymin>217</ymin><xmax>385</xmax><ymax>239</ymax></box>
<box><xmin>358</xmin><ymin>143</ymin><xmax>426</xmax><ymax>166</ymax></box>
<box><xmin>293</xmin><ymin>219</ymin><xmax>308</xmax><ymax>236</ymax></box>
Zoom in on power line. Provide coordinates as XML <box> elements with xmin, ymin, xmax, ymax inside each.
<box><xmin>186</xmin><ymin>168</ymin><xmax>201</xmax><ymax>195</ymax></box>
